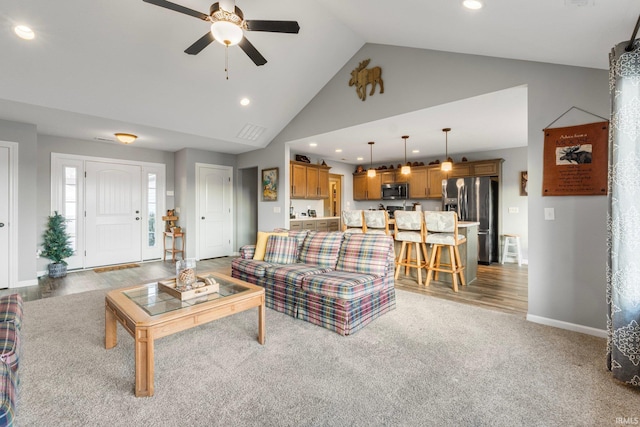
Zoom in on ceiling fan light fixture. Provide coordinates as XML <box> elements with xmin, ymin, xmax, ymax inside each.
<box><xmin>114</xmin><ymin>133</ymin><xmax>137</xmax><ymax>144</ymax></box>
<box><xmin>211</xmin><ymin>21</ymin><xmax>244</xmax><ymax>46</ymax></box>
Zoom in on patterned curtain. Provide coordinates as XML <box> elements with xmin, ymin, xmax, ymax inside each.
<box><xmin>607</xmin><ymin>39</ymin><xmax>640</xmax><ymax>387</ymax></box>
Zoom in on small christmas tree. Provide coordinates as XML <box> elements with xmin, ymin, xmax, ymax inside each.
<box><xmin>42</xmin><ymin>211</ymin><xmax>74</xmax><ymax>265</ymax></box>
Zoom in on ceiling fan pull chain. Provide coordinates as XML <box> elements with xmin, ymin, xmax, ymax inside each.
<box><xmin>225</xmin><ymin>45</ymin><xmax>229</xmax><ymax>80</ymax></box>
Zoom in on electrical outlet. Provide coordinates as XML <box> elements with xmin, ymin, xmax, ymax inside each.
<box><xmin>544</xmin><ymin>208</ymin><xmax>555</xmax><ymax>220</ymax></box>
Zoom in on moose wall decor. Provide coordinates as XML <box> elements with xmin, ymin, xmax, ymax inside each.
<box><xmin>558</xmin><ymin>145</ymin><xmax>592</xmax><ymax>164</ymax></box>
<box><xmin>349</xmin><ymin>59</ymin><xmax>384</xmax><ymax>101</ymax></box>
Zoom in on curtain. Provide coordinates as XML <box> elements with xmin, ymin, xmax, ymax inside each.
<box><xmin>607</xmin><ymin>39</ymin><xmax>640</xmax><ymax>387</ymax></box>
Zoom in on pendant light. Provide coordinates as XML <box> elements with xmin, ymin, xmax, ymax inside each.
<box><xmin>441</xmin><ymin>128</ymin><xmax>453</xmax><ymax>172</ymax></box>
<box><xmin>367</xmin><ymin>141</ymin><xmax>376</xmax><ymax>178</ymax></box>
<box><xmin>401</xmin><ymin>135</ymin><xmax>411</xmax><ymax>175</ymax></box>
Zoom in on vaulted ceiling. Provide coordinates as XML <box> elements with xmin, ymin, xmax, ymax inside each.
<box><xmin>1</xmin><ymin>0</ymin><xmax>637</xmax><ymax>162</ymax></box>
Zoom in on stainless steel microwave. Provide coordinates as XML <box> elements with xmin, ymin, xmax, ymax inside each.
<box><xmin>381</xmin><ymin>183</ymin><xmax>409</xmax><ymax>200</ymax></box>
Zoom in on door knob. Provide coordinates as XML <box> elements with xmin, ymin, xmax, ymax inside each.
<box><xmin>135</xmin><ymin>217</ymin><xmax>140</xmax><ymax>221</ymax></box>
<box><xmin>136</xmin><ymin>210</ymin><xmax>140</xmax><ymax>214</ymax></box>
<box><xmin>0</xmin><ymin>223</ymin><xmax>4</xmax><ymax>228</ymax></box>
<box><xmin>201</xmin><ymin>217</ymin><xmax>205</xmax><ymax>220</ymax></box>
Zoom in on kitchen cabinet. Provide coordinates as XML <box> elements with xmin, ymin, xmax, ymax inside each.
<box><xmin>290</xmin><ymin>161</ymin><xmax>331</xmax><ymax>199</ymax></box>
<box><xmin>426</xmin><ymin>167</ymin><xmax>447</xmax><ymax>199</ymax></box>
<box><xmin>290</xmin><ymin>217</ymin><xmax>340</xmax><ymax>231</ymax></box>
<box><xmin>353</xmin><ymin>173</ymin><xmax>382</xmax><ymax>200</ymax></box>
<box><xmin>380</xmin><ymin>171</ymin><xmax>396</xmax><ymax>184</ymax></box>
<box><xmin>409</xmin><ymin>167</ymin><xmax>428</xmax><ymax>199</ymax></box>
<box><xmin>450</xmin><ymin>164</ymin><xmax>471</xmax><ymax>178</ymax></box>
<box><xmin>472</xmin><ymin>159</ymin><xmax>501</xmax><ymax>176</ymax></box>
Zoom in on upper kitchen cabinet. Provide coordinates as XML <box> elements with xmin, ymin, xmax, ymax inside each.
<box><xmin>290</xmin><ymin>161</ymin><xmax>331</xmax><ymax>199</ymax></box>
<box><xmin>426</xmin><ymin>167</ymin><xmax>447</xmax><ymax>199</ymax></box>
<box><xmin>409</xmin><ymin>167</ymin><xmax>429</xmax><ymax>199</ymax></box>
<box><xmin>353</xmin><ymin>172</ymin><xmax>382</xmax><ymax>200</ymax></box>
<box><xmin>472</xmin><ymin>159</ymin><xmax>503</xmax><ymax>176</ymax></box>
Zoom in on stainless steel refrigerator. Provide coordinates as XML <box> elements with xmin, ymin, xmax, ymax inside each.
<box><xmin>442</xmin><ymin>176</ymin><xmax>498</xmax><ymax>264</ymax></box>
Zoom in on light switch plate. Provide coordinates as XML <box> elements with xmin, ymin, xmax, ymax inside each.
<box><xmin>508</xmin><ymin>207</ymin><xmax>519</xmax><ymax>214</ymax></box>
<box><xmin>274</xmin><ymin>207</ymin><xmax>281</xmax><ymax>213</ymax></box>
<box><xmin>166</xmin><ymin>190</ymin><xmax>174</xmax><ymax>196</ymax></box>
<box><xmin>544</xmin><ymin>208</ymin><xmax>555</xmax><ymax>220</ymax></box>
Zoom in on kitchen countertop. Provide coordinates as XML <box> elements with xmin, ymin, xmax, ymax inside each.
<box><xmin>290</xmin><ymin>216</ymin><xmax>340</xmax><ymax>221</ymax></box>
<box><xmin>458</xmin><ymin>221</ymin><xmax>480</xmax><ymax>228</ymax></box>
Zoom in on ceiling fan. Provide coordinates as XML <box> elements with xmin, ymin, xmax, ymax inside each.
<box><xmin>143</xmin><ymin>0</ymin><xmax>300</xmax><ymax>66</ymax></box>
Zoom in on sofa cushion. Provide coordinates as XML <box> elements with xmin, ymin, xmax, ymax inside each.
<box><xmin>231</xmin><ymin>258</ymin><xmax>274</xmax><ymax>278</ymax></box>
<box><xmin>0</xmin><ymin>364</ymin><xmax>14</xmax><ymax>427</ymax></box>
<box><xmin>0</xmin><ymin>322</ymin><xmax>19</xmax><ymax>372</ymax></box>
<box><xmin>0</xmin><ymin>295</ymin><xmax>22</xmax><ymax>330</ymax></box>
<box><xmin>298</xmin><ymin>231</ymin><xmax>344</xmax><ymax>268</ymax></box>
<box><xmin>336</xmin><ymin>233</ymin><xmax>394</xmax><ymax>276</ymax></box>
<box><xmin>301</xmin><ymin>271</ymin><xmax>384</xmax><ymax>300</ymax></box>
<box><xmin>264</xmin><ymin>264</ymin><xmax>329</xmax><ymax>289</ymax></box>
<box><xmin>253</xmin><ymin>232</ymin><xmax>288</xmax><ymax>261</ymax></box>
<box><xmin>264</xmin><ymin>236</ymin><xmax>299</xmax><ymax>264</ymax></box>
<box><xmin>287</xmin><ymin>230</ymin><xmax>310</xmax><ymax>253</ymax></box>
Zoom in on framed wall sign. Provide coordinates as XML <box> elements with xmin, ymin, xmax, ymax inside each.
<box><xmin>262</xmin><ymin>167</ymin><xmax>278</xmax><ymax>201</ymax></box>
<box><xmin>542</xmin><ymin>121</ymin><xmax>609</xmax><ymax>196</ymax></box>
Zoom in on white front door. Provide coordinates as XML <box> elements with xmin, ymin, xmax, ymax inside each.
<box><xmin>85</xmin><ymin>161</ymin><xmax>142</xmax><ymax>267</ymax></box>
<box><xmin>197</xmin><ymin>164</ymin><xmax>233</xmax><ymax>259</ymax></box>
<box><xmin>0</xmin><ymin>147</ymin><xmax>9</xmax><ymax>287</ymax></box>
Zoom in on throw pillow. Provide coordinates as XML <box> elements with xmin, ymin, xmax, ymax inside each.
<box><xmin>253</xmin><ymin>232</ymin><xmax>288</xmax><ymax>261</ymax></box>
<box><xmin>263</xmin><ymin>235</ymin><xmax>299</xmax><ymax>264</ymax></box>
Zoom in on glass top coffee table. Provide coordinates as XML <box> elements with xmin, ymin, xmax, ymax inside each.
<box><xmin>105</xmin><ymin>272</ymin><xmax>265</xmax><ymax>397</ymax></box>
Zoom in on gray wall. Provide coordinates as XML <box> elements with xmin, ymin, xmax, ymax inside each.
<box><xmin>0</xmin><ymin>119</ymin><xmax>38</xmax><ymax>284</ymax></box>
<box><xmin>269</xmin><ymin>43</ymin><xmax>608</xmax><ymax>331</ymax></box>
<box><xmin>237</xmin><ymin>167</ymin><xmax>258</xmax><ymax>250</ymax></box>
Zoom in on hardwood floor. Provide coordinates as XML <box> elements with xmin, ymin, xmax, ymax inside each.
<box><xmin>1</xmin><ymin>258</ymin><xmax>528</xmax><ymax>317</ymax></box>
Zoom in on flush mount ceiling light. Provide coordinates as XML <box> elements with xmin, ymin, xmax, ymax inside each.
<box><xmin>114</xmin><ymin>133</ymin><xmax>138</xmax><ymax>144</ymax></box>
<box><xmin>463</xmin><ymin>0</ymin><xmax>484</xmax><ymax>10</ymax></box>
<box><xmin>309</xmin><ymin>142</ymin><xmax>317</xmax><ymax>147</ymax></box>
<box><xmin>14</xmin><ymin>25</ymin><xmax>35</xmax><ymax>40</ymax></box>
<box><xmin>240</xmin><ymin>97</ymin><xmax>250</xmax><ymax>106</ymax></box>
<box><xmin>401</xmin><ymin>135</ymin><xmax>411</xmax><ymax>175</ymax></box>
<box><xmin>441</xmin><ymin>128</ymin><xmax>453</xmax><ymax>172</ymax></box>
<box><xmin>367</xmin><ymin>141</ymin><xmax>377</xmax><ymax>178</ymax></box>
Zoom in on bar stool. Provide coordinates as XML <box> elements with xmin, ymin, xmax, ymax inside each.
<box><xmin>394</xmin><ymin>211</ymin><xmax>428</xmax><ymax>285</ymax></box>
<box><xmin>424</xmin><ymin>211</ymin><xmax>466</xmax><ymax>292</ymax></box>
<box><xmin>501</xmin><ymin>234</ymin><xmax>522</xmax><ymax>266</ymax></box>
<box><xmin>342</xmin><ymin>210</ymin><xmax>365</xmax><ymax>233</ymax></box>
<box><xmin>363</xmin><ymin>210</ymin><xmax>390</xmax><ymax>235</ymax></box>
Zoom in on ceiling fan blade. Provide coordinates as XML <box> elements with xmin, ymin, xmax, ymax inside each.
<box><xmin>184</xmin><ymin>32</ymin><xmax>215</xmax><ymax>55</ymax></box>
<box><xmin>245</xmin><ymin>20</ymin><xmax>300</xmax><ymax>34</ymax></box>
<box><xmin>238</xmin><ymin>37</ymin><xmax>267</xmax><ymax>66</ymax></box>
<box><xmin>143</xmin><ymin>0</ymin><xmax>209</xmax><ymax>21</ymax></box>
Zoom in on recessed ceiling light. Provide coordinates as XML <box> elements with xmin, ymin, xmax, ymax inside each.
<box><xmin>309</xmin><ymin>142</ymin><xmax>317</xmax><ymax>147</ymax></box>
<box><xmin>335</xmin><ymin>149</ymin><xmax>342</xmax><ymax>153</ymax></box>
<box><xmin>463</xmin><ymin>0</ymin><xmax>483</xmax><ymax>10</ymax></box>
<box><xmin>412</xmin><ymin>149</ymin><xmax>420</xmax><ymax>153</ymax></box>
<box><xmin>14</xmin><ymin>25</ymin><xmax>35</xmax><ymax>40</ymax></box>
<box><xmin>357</xmin><ymin>157</ymin><xmax>364</xmax><ymax>161</ymax></box>
<box><xmin>240</xmin><ymin>98</ymin><xmax>250</xmax><ymax>106</ymax></box>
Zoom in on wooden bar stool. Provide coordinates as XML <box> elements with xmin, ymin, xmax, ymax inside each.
<box><xmin>424</xmin><ymin>211</ymin><xmax>466</xmax><ymax>292</ymax></box>
<box><xmin>501</xmin><ymin>234</ymin><xmax>522</xmax><ymax>266</ymax></box>
<box><xmin>342</xmin><ymin>210</ymin><xmax>365</xmax><ymax>233</ymax></box>
<box><xmin>393</xmin><ymin>211</ymin><xmax>428</xmax><ymax>285</ymax></box>
<box><xmin>364</xmin><ymin>210</ymin><xmax>390</xmax><ymax>235</ymax></box>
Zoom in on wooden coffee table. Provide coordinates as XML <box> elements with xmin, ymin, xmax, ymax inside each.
<box><xmin>104</xmin><ymin>272</ymin><xmax>265</xmax><ymax>397</ymax></box>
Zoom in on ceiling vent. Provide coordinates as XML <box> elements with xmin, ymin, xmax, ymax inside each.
<box><xmin>237</xmin><ymin>123</ymin><xmax>266</xmax><ymax>141</ymax></box>
<box><xmin>564</xmin><ymin>0</ymin><xmax>595</xmax><ymax>7</ymax></box>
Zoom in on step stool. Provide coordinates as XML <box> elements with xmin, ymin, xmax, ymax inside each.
<box><xmin>501</xmin><ymin>234</ymin><xmax>522</xmax><ymax>266</ymax></box>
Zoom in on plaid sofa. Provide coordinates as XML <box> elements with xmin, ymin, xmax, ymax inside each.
<box><xmin>0</xmin><ymin>294</ymin><xmax>23</xmax><ymax>427</ymax></box>
<box><xmin>232</xmin><ymin>231</ymin><xmax>396</xmax><ymax>335</ymax></box>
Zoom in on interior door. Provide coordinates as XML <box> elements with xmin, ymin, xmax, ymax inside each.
<box><xmin>0</xmin><ymin>147</ymin><xmax>9</xmax><ymax>287</ymax></box>
<box><xmin>197</xmin><ymin>165</ymin><xmax>232</xmax><ymax>259</ymax></box>
<box><xmin>85</xmin><ymin>162</ymin><xmax>142</xmax><ymax>267</ymax></box>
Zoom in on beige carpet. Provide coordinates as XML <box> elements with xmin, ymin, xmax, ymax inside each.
<box><xmin>18</xmin><ymin>289</ymin><xmax>640</xmax><ymax>426</ymax></box>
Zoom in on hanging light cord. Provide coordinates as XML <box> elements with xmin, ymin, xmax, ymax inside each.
<box><xmin>225</xmin><ymin>45</ymin><xmax>230</xmax><ymax>80</ymax></box>
<box><xmin>404</xmin><ymin>137</ymin><xmax>407</xmax><ymax>164</ymax></box>
<box><xmin>626</xmin><ymin>14</ymin><xmax>640</xmax><ymax>52</ymax></box>
<box><xmin>370</xmin><ymin>143</ymin><xmax>373</xmax><ymax>169</ymax></box>
<box><xmin>445</xmin><ymin>131</ymin><xmax>449</xmax><ymax>159</ymax></box>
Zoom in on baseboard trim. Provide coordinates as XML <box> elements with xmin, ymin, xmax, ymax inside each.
<box><xmin>15</xmin><ymin>278</ymin><xmax>38</xmax><ymax>288</ymax></box>
<box><xmin>526</xmin><ymin>314</ymin><xmax>607</xmax><ymax>338</ymax></box>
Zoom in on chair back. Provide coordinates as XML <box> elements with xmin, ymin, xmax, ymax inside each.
<box><xmin>424</xmin><ymin>211</ymin><xmax>463</xmax><ymax>245</ymax></box>
<box><xmin>363</xmin><ymin>210</ymin><xmax>389</xmax><ymax>235</ymax></box>
<box><xmin>393</xmin><ymin>210</ymin><xmax>424</xmax><ymax>242</ymax></box>
<box><xmin>342</xmin><ymin>210</ymin><xmax>365</xmax><ymax>233</ymax></box>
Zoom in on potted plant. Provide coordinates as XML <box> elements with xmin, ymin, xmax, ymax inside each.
<box><xmin>42</xmin><ymin>211</ymin><xmax>74</xmax><ymax>278</ymax></box>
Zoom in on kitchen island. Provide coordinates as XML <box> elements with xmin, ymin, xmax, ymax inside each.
<box><xmin>435</xmin><ymin>221</ymin><xmax>479</xmax><ymax>286</ymax></box>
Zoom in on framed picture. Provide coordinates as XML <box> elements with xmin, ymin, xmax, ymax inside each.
<box><xmin>520</xmin><ymin>171</ymin><xmax>528</xmax><ymax>196</ymax></box>
<box><xmin>262</xmin><ymin>167</ymin><xmax>279</xmax><ymax>201</ymax></box>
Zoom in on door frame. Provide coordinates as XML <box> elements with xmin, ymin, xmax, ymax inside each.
<box><xmin>0</xmin><ymin>141</ymin><xmax>18</xmax><ymax>288</ymax></box>
<box><xmin>195</xmin><ymin>163</ymin><xmax>234</xmax><ymax>260</ymax></box>
<box><xmin>51</xmin><ymin>153</ymin><xmax>166</xmax><ymax>269</ymax></box>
